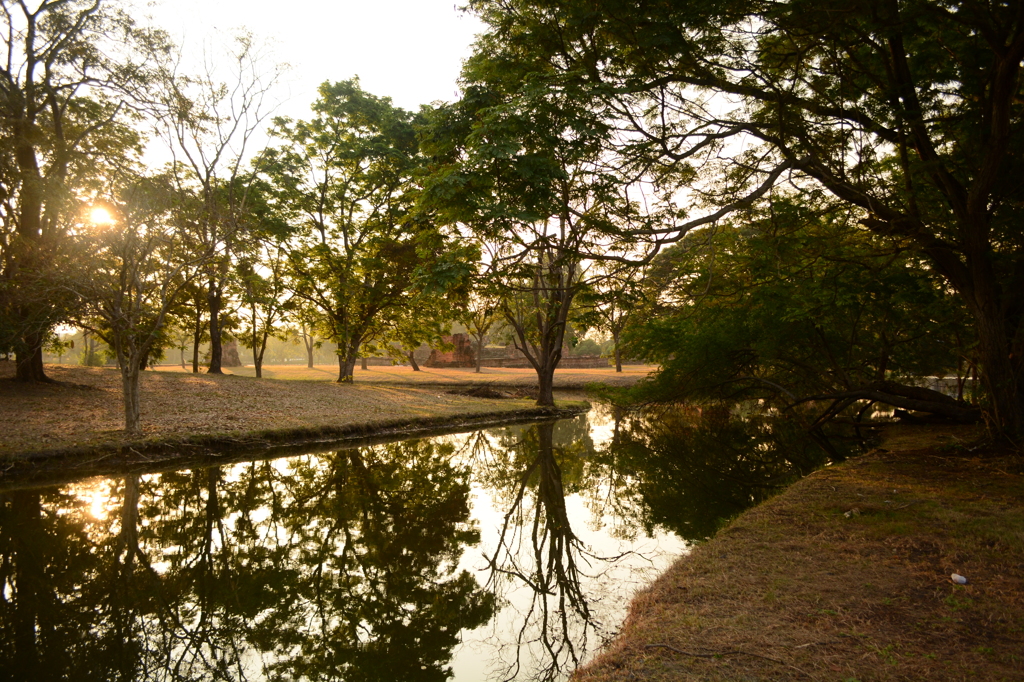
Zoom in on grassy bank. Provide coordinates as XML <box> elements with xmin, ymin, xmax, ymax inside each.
<box><xmin>0</xmin><ymin>362</ymin><xmax>640</xmax><ymax>460</ymax></box>
<box><xmin>574</xmin><ymin>426</ymin><xmax>1024</xmax><ymax>681</ymax></box>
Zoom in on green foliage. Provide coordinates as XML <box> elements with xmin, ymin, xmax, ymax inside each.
<box><xmin>463</xmin><ymin>0</ymin><xmax>1024</xmax><ymax>430</ymax></box>
<box><xmin>420</xmin><ymin>30</ymin><xmax>661</xmax><ymax>402</ymax></box>
<box><xmin>627</xmin><ymin>199</ymin><xmax>968</xmax><ymax>404</ymax></box>
<box><xmin>569</xmin><ymin>338</ymin><xmax>601</xmax><ymax>356</ymax></box>
<box><xmin>0</xmin><ymin>0</ymin><xmax>166</xmax><ymax>374</ymax></box>
<box><xmin>260</xmin><ymin>79</ymin><xmax>475</xmax><ymax>381</ymax></box>
<box><xmin>234</xmin><ymin>228</ymin><xmax>293</xmax><ymax>375</ymax></box>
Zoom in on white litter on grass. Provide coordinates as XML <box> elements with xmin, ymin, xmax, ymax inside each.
<box><xmin>951</xmin><ymin>573</ymin><xmax>968</xmax><ymax>585</ymax></box>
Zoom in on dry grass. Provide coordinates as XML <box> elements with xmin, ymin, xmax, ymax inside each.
<box><xmin>575</xmin><ymin>427</ymin><xmax>1024</xmax><ymax>681</ymax></box>
<box><xmin>0</xmin><ymin>361</ymin><xmax>636</xmax><ymax>458</ymax></box>
<box><xmin>153</xmin><ymin>362</ymin><xmax>655</xmax><ymax>388</ymax></box>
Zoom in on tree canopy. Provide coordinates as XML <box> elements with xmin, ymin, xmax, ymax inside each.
<box><xmin>3</xmin><ymin>0</ymin><xmax>1021</xmax><ymax>437</ymax></box>
<box><xmin>0</xmin><ymin>0</ymin><xmax>166</xmax><ymax>380</ymax></box>
<box><xmin>462</xmin><ymin>0</ymin><xmax>1024</xmax><ymax>433</ymax></box>
<box><xmin>627</xmin><ymin>197</ymin><xmax>976</xmax><ymax>425</ymax></box>
<box><xmin>260</xmin><ymin>79</ymin><xmax>475</xmax><ymax>382</ymax></box>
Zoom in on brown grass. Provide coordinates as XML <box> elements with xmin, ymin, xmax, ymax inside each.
<box><xmin>0</xmin><ymin>361</ymin><xmax>642</xmax><ymax>459</ymax></box>
<box><xmin>153</xmin><ymin>362</ymin><xmax>655</xmax><ymax>387</ymax></box>
<box><xmin>574</xmin><ymin>427</ymin><xmax>1024</xmax><ymax>681</ymax></box>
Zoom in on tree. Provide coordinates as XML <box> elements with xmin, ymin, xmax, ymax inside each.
<box><xmin>574</xmin><ymin>265</ymin><xmax>649</xmax><ymax>372</ymax></box>
<box><xmin>236</xmin><ymin>240</ymin><xmax>291</xmax><ymax>378</ymax></box>
<box><xmin>81</xmin><ymin>174</ymin><xmax>212</xmax><ymax>435</ymax></box>
<box><xmin>421</xmin><ymin>52</ymin><xmax>659</xmax><ymax>405</ymax></box>
<box><xmin>0</xmin><ymin>0</ymin><xmax>165</xmax><ymax>382</ymax></box>
<box><xmin>175</xmin><ymin>278</ymin><xmax>210</xmax><ymax>372</ymax></box>
<box><xmin>626</xmin><ymin>198</ymin><xmax>974</xmax><ymax>425</ymax></box>
<box><xmin>262</xmin><ymin>80</ymin><xmax>473</xmax><ymax>382</ymax></box>
<box><xmin>291</xmin><ymin>301</ymin><xmax>328</xmax><ymax>369</ymax></box>
<box><xmin>233</xmin><ymin>187</ymin><xmax>293</xmax><ymax>379</ymax></box>
<box><xmin>465</xmin><ymin>0</ymin><xmax>1024</xmax><ymax>434</ymax></box>
<box><xmin>461</xmin><ymin>293</ymin><xmax>501</xmax><ymax>373</ymax></box>
<box><xmin>150</xmin><ymin>32</ymin><xmax>283</xmax><ymax>375</ymax></box>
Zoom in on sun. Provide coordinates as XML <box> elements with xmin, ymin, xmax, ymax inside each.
<box><xmin>89</xmin><ymin>206</ymin><xmax>115</xmax><ymax>226</ymax></box>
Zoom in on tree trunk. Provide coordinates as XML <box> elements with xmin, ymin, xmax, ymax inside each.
<box><xmin>339</xmin><ymin>355</ymin><xmax>358</xmax><ymax>382</ymax></box>
<box><xmin>304</xmin><ymin>333</ymin><xmax>315</xmax><ymax>368</ymax></box>
<box><xmin>192</xmin><ymin>313</ymin><xmax>203</xmax><ymax>373</ymax></box>
<box><xmin>475</xmin><ymin>336</ymin><xmax>484</xmax><ymax>373</ymax></box>
<box><xmin>361</xmin><ymin>356</ymin><xmax>368</xmax><ymax>370</ymax></box>
<box><xmin>121</xmin><ymin>362</ymin><xmax>143</xmax><ymax>437</ymax></box>
<box><xmin>254</xmin><ymin>332</ymin><xmax>268</xmax><ymax>379</ymax></box>
<box><xmin>85</xmin><ymin>336</ymin><xmax>99</xmax><ymax>366</ymax></box>
<box><xmin>537</xmin><ymin>360</ymin><xmax>556</xmax><ymax>407</ymax></box>
<box><xmin>928</xmin><ymin>242</ymin><xmax>1024</xmax><ymax>437</ymax></box>
<box><xmin>507</xmin><ymin>302</ymin><xmax>568</xmax><ymax>408</ymax></box>
<box><xmin>613</xmin><ymin>331</ymin><xmax>622</xmax><ymax>373</ymax></box>
<box><xmin>11</xmin><ymin>122</ymin><xmax>51</xmax><ymax>384</ymax></box>
<box><xmin>337</xmin><ymin>342</ymin><xmax>358</xmax><ymax>382</ymax></box>
<box><xmin>408</xmin><ymin>351</ymin><xmax>421</xmax><ymax>371</ymax></box>
<box><xmin>207</xmin><ymin>280</ymin><xmax>223</xmax><ymax>374</ymax></box>
<box><xmin>15</xmin><ymin>332</ymin><xmax>49</xmax><ymax>382</ymax></box>
<box><xmin>972</xmin><ymin>301</ymin><xmax>1024</xmax><ymax>436</ymax></box>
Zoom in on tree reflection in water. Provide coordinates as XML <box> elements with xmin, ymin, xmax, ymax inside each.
<box><xmin>587</xmin><ymin>404</ymin><xmax>852</xmax><ymax>542</ymax></box>
<box><xmin>460</xmin><ymin>420</ymin><xmax>611</xmax><ymax>682</ymax></box>
<box><xmin>0</xmin><ymin>440</ymin><xmax>493</xmax><ymax>681</ymax></box>
<box><xmin>0</xmin><ymin>405</ymin><xmax>849</xmax><ymax>681</ymax></box>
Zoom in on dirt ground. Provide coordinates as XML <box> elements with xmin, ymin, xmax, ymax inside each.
<box><xmin>1</xmin><ymin>362</ymin><xmax>645</xmax><ymax>459</ymax></box>
<box><xmin>573</xmin><ymin>426</ymin><xmax>1024</xmax><ymax>681</ymax></box>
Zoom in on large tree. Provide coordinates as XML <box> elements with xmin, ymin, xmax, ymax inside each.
<box><xmin>151</xmin><ymin>32</ymin><xmax>283</xmax><ymax>375</ymax></box>
<box><xmin>81</xmin><ymin>174</ymin><xmax>213</xmax><ymax>435</ymax></box>
<box><xmin>263</xmin><ymin>80</ymin><xmax>474</xmax><ymax>382</ymax></box>
<box><xmin>422</xmin><ymin>49</ymin><xmax>659</xmax><ymax>405</ymax></box>
<box><xmin>467</xmin><ymin>0</ymin><xmax>1024</xmax><ymax>435</ymax></box>
<box><xmin>0</xmin><ymin>0</ymin><xmax>163</xmax><ymax>381</ymax></box>
<box><xmin>627</xmin><ymin>198</ymin><xmax>975</xmax><ymax>425</ymax></box>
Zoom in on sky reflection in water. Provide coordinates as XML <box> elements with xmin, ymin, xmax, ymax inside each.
<box><xmin>0</xmin><ymin>404</ymin><xmax>845</xmax><ymax>680</ymax></box>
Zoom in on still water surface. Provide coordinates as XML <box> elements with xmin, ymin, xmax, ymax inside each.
<box><xmin>0</xmin><ymin>404</ymin><xmax>844</xmax><ymax>680</ymax></box>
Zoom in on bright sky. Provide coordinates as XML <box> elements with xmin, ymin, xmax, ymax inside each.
<box><xmin>142</xmin><ymin>0</ymin><xmax>485</xmax><ymax>117</ymax></box>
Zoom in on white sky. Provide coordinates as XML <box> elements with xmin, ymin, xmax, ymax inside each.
<box><xmin>141</xmin><ymin>0</ymin><xmax>485</xmax><ymax>118</ymax></box>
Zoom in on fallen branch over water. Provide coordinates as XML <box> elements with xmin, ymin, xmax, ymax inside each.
<box><xmin>790</xmin><ymin>380</ymin><xmax>980</xmax><ymax>425</ymax></box>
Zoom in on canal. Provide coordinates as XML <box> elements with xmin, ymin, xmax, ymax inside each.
<box><xmin>0</xmin><ymin>404</ymin><xmax>847</xmax><ymax>680</ymax></box>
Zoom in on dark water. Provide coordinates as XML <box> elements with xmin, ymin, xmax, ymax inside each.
<box><xmin>0</xmin><ymin>404</ymin><xmax>850</xmax><ymax>681</ymax></box>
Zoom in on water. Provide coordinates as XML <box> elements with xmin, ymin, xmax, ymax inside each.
<box><xmin>0</xmin><ymin>404</ymin><xmax>847</xmax><ymax>680</ymax></box>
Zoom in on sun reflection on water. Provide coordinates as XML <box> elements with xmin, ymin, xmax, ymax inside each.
<box><xmin>69</xmin><ymin>479</ymin><xmax>112</xmax><ymax>521</ymax></box>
